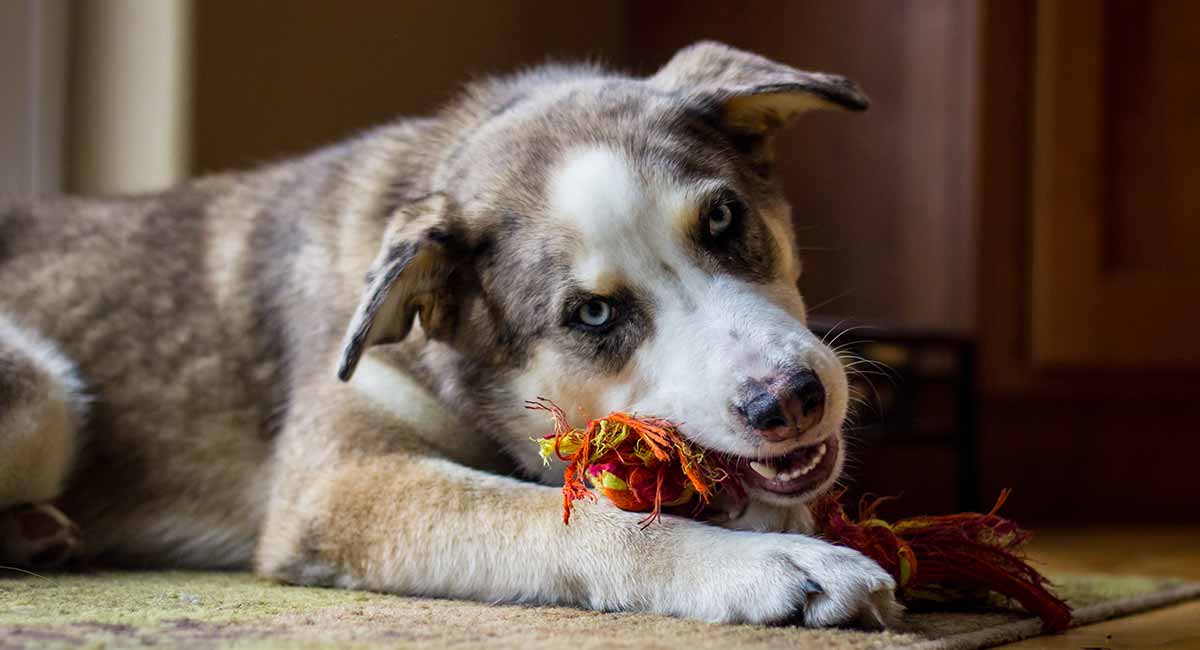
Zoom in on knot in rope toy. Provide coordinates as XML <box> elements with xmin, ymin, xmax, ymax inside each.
<box><xmin>528</xmin><ymin>399</ymin><xmax>736</xmax><ymax>526</ymax></box>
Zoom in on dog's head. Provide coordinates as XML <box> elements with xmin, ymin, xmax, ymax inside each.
<box><xmin>337</xmin><ymin>42</ymin><xmax>868</xmax><ymax>506</ymax></box>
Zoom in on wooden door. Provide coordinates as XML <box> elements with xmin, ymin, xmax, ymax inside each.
<box><xmin>1031</xmin><ymin>0</ymin><xmax>1200</xmax><ymax>368</ymax></box>
<box><xmin>976</xmin><ymin>0</ymin><xmax>1200</xmax><ymax>523</ymax></box>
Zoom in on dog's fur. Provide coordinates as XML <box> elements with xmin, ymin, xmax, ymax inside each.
<box><xmin>0</xmin><ymin>42</ymin><xmax>898</xmax><ymax>626</ymax></box>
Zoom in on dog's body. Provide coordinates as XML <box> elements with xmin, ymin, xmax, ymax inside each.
<box><xmin>0</xmin><ymin>43</ymin><xmax>898</xmax><ymax>626</ymax></box>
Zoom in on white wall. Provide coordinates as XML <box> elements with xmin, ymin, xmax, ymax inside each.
<box><xmin>0</xmin><ymin>0</ymin><xmax>70</xmax><ymax>196</ymax></box>
<box><xmin>70</xmin><ymin>0</ymin><xmax>192</xmax><ymax>195</ymax></box>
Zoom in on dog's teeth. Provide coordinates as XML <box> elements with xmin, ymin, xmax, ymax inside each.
<box><xmin>750</xmin><ymin>461</ymin><xmax>778</xmax><ymax>480</ymax></box>
<box><xmin>761</xmin><ymin>443</ymin><xmax>834</xmax><ymax>483</ymax></box>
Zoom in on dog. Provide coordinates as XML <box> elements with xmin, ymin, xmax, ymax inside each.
<box><xmin>0</xmin><ymin>41</ymin><xmax>898</xmax><ymax>627</ymax></box>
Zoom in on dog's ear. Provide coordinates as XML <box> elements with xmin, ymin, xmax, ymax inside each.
<box><xmin>337</xmin><ymin>194</ymin><xmax>461</xmax><ymax>382</ymax></box>
<box><xmin>651</xmin><ymin>41</ymin><xmax>869</xmax><ymax>136</ymax></box>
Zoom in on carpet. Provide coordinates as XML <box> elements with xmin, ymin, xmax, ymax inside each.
<box><xmin>1</xmin><ymin>571</ymin><xmax>1198</xmax><ymax>649</ymax></box>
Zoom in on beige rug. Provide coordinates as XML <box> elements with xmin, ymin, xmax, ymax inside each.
<box><xmin>1</xmin><ymin>571</ymin><xmax>1198</xmax><ymax>649</ymax></box>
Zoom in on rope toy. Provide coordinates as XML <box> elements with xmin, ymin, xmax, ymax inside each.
<box><xmin>813</xmin><ymin>490</ymin><xmax>1072</xmax><ymax>631</ymax></box>
<box><xmin>528</xmin><ymin>399</ymin><xmax>1072</xmax><ymax>630</ymax></box>
<box><xmin>528</xmin><ymin>399</ymin><xmax>738</xmax><ymax>526</ymax></box>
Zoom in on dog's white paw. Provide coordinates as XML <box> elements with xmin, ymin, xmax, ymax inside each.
<box><xmin>796</xmin><ymin>541</ymin><xmax>903</xmax><ymax>628</ymax></box>
<box><xmin>659</xmin><ymin>525</ymin><xmax>900</xmax><ymax>627</ymax></box>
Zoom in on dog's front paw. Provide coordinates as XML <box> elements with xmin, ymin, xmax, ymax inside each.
<box><xmin>793</xmin><ymin>541</ymin><xmax>902</xmax><ymax>628</ymax></box>
<box><xmin>0</xmin><ymin>503</ymin><xmax>81</xmax><ymax>569</ymax></box>
<box><xmin>663</xmin><ymin>526</ymin><xmax>899</xmax><ymax>627</ymax></box>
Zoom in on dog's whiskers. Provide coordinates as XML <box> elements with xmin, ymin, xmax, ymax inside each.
<box><xmin>806</xmin><ymin>288</ymin><xmax>855</xmax><ymax>315</ymax></box>
<box><xmin>822</xmin><ymin>324</ymin><xmax>875</xmax><ymax>351</ymax></box>
<box><xmin>0</xmin><ymin>565</ymin><xmax>50</xmax><ymax>579</ymax></box>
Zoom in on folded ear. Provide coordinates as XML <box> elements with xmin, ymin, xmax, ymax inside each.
<box><xmin>651</xmin><ymin>41</ymin><xmax>869</xmax><ymax>135</ymax></box>
<box><xmin>337</xmin><ymin>194</ymin><xmax>461</xmax><ymax>382</ymax></box>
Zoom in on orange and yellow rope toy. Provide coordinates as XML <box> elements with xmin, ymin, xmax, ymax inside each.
<box><xmin>528</xmin><ymin>400</ymin><xmax>1072</xmax><ymax>631</ymax></box>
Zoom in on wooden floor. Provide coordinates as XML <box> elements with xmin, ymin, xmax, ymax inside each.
<box><xmin>999</xmin><ymin>527</ymin><xmax>1200</xmax><ymax>649</ymax></box>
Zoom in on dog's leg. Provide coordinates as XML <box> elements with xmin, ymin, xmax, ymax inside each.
<box><xmin>0</xmin><ymin>318</ymin><xmax>86</xmax><ymax>568</ymax></box>
<box><xmin>258</xmin><ymin>437</ymin><xmax>899</xmax><ymax>626</ymax></box>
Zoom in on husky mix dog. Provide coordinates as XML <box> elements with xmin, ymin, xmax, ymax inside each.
<box><xmin>0</xmin><ymin>42</ymin><xmax>898</xmax><ymax>627</ymax></box>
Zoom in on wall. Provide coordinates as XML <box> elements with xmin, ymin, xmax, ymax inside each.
<box><xmin>191</xmin><ymin>1</ymin><xmax>630</xmax><ymax>173</ymax></box>
<box><xmin>0</xmin><ymin>0</ymin><xmax>70</xmax><ymax>196</ymax></box>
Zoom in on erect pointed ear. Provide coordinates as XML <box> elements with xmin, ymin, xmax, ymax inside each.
<box><xmin>337</xmin><ymin>194</ymin><xmax>461</xmax><ymax>382</ymax></box>
<box><xmin>651</xmin><ymin>41</ymin><xmax>869</xmax><ymax>136</ymax></box>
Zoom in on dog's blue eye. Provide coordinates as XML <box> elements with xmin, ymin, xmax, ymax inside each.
<box><xmin>707</xmin><ymin>203</ymin><xmax>734</xmax><ymax>236</ymax></box>
<box><xmin>704</xmin><ymin>193</ymin><xmax>744</xmax><ymax>239</ymax></box>
<box><xmin>577</xmin><ymin>299</ymin><xmax>613</xmax><ymax>328</ymax></box>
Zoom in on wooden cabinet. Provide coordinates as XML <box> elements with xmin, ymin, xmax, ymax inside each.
<box><xmin>1030</xmin><ymin>0</ymin><xmax>1200</xmax><ymax>368</ymax></box>
<box><xmin>976</xmin><ymin>0</ymin><xmax>1200</xmax><ymax>522</ymax></box>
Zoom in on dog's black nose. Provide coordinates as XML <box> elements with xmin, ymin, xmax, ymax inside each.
<box><xmin>738</xmin><ymin>370</ymin><xmax>826</xmax><ymax>442</ymax></box>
